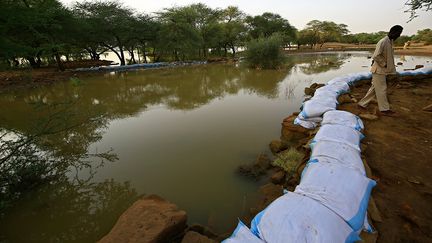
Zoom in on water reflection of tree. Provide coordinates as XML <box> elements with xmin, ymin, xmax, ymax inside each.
<box><xmin>0</xmin><ymin>178</ymin><xmax>138</xmax><ymax>243</ymax></box>
<box><xmin>0</xmin><ymin>102</ymin><xmax>116</xmax><ymax>210</ymax></box>
<box><xmin>286</xmin><ymin>53</ymin><xmax>349</xmax><ymax>75</ymax></box>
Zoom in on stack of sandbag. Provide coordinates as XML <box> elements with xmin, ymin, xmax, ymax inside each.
<box><xmin>398</xmin><ymin>66</ymin><xmax>432</xmax><ymax>76</ymax></box>
<box><xmin>223</xmin><ymin>192</ymin><xmax>361</xmax><ymax>243</ymax></box>
<box><xmin>294</xmin><ymin>71</ymin><xmax>374</xmax><ymax>129</ymax></box>
<box><xmin>294</xmin><ymin>76</ymin><xmax>351</xmax><ymax>129</ymax></box>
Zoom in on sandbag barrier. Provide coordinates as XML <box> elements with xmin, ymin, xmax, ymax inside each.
<box><xmin>224</xmin><ymin>66</ymin><xmax>432</xmax><ymax>243</ymax></box>
<box><xmin>74</xmin><ymin>61</ymin><xmax>207</xmax><ymax>72</ymax></box>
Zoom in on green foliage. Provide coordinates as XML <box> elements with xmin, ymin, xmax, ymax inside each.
<box><xmin>246</xmin><ymin>12</ymin><xmax>297</xmax><ymax>46</ymax></box>
<box><xmin>0</xmin><ymin>103</ymin><xmax>117</xmax><ymax>211</ymax></box>
<box><xmin>272</xmin><ymin>148</ymin><xmax>303</xmax><ymax>174</ymax></box>
<box><xmin>412</xmin><ymin>28</ymin><xmax>432</xmax><ymax>44</ymax></box>
<box><xmin>245</xmin><ymin>34</ymin><xmax>285</xmax><ymax>69</ymax></box>
<box><xmin>300</xmin><ymin>20</ymin><xmax>349</xmax><ymax>47</ymax></box>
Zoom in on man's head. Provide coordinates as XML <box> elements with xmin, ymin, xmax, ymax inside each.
<box><xmin>388</xmin><ymin>25</ymin><xmax>403</xmax><ymax>40</ymax></box>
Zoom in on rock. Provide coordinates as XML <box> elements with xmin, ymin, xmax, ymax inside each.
<box><xmin>98</xmin><ymin>195</ymin><xmax>187</xmax><ymax>243</ymax></box>
<box><xmin>281</xmin><ymin>115</ymin><xmax>310</xmax><ymax>142</ymax></box>
<box><xmin>304</xmin><ymin>87</ymin><xmax>315</xmax><ymax>96</ymax></box>
<box><xmin>269</xmin><ymin>140</ymin><xmax>286</xmax><ymax>154</ymax></box>
<box><xmin>258</xmin><ymin>183</ymin><xmax>283</xmax><ymax>208</ymax></box>
<box><xmin>181</xmin><ymin>231</ymin><xmax>217</xmax><ymax>243</ymax></box>
<box><xmin>271</xmin><ymin>171</ymin><xmax>286</xmax><ymax>184</ymax></box>
<box><xmin>397</xmin><ymin>62</ymin><xmax>403</xmax><ymax>65</ymax></box>
<box><xmin>188</xmin><ymin>225</ymin><xmax>218</xmax><ymax>239</ymax></box>
<box><xmin>415</xmin><ymin>64</ymin><xmax>424</xmax><ymax>70</ymax></box>
<box><xmin>237</xmin><ymin>154</ymin><xmax>271</xmax><ymax>179</ymax></box>
<box><xmin>337</xmin><ymin>93</ymin><xmax>352</xmax><ymax>104</ymax></box>
<box><xmin>359</xmin><ymin>113</ymin><xmax>378</xmax><ymax>121</ymax></box>
<box><xmin>422</xmin><ymin>104</ymin><xmax>432</xmax><ymax>112</ymax></box>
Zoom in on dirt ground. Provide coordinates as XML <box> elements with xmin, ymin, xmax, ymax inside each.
<box><xmin>338</xmin><ymin>77</ymin><xmax>432</xmax><ymax>243</ymax></box>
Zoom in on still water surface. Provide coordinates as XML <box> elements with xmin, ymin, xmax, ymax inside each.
<box><xmin>0</xmin><ymin>52</ymin><xmax>429</xmax><ymax>242</ymax></box>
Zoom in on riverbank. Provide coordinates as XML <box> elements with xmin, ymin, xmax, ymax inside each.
<box><xmin>287</xmin><ymin>43</ymin><xmax>432</xmax><ymax>57</ymax></box>
<box><xmin>261</xmin><ymin>74</ymin><xmax>432</xmax><ymax>242</ymax></box>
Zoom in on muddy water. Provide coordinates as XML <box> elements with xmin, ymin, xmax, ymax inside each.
<box><xmin>0</xmin><ymin>52</ymin><xmax>429</xmax><ymax>242</ymax></box>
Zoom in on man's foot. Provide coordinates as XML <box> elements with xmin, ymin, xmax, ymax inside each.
<box><xmin>378</xmin><ymin>110</ymin><xmax>398</xmax><ymax>117</ymax></box>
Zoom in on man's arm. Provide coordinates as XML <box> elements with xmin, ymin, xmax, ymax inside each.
<box><xmin>372</xmin><ymin>40</ymin><xmax>387</xmax><ymax>68</ymax></box>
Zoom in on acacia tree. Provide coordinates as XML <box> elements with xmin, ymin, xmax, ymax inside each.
<box><xmin>220</xmin><ymin>6</ymin><xmax>247</xmax><ymax>57</ymax></box>
<box><xmin>245</xmin><ymin>12</ymin><xmax>297</xmax><ymax>47</ymax></box>
<box><xmin>405</xmin><ymin>0</ymin><xmax>432</xmax><ymax>21</ymax></box>
<box><xmin>74</xmin><ymin>1</ymin><xmax>135</xmax><ymax>65</ymax></box>
<box><xmin>0</xmin><ymin>0</ymin><xmax>77</xmax><ymax>70</ymax></box>
<box><xmin>303</xmin><ymin>20</ymin><xmax>349</xmax><ymax>48</ymax></box>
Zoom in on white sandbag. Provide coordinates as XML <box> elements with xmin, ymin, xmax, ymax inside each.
<box><xmin>322</xmin><ymin>110</ymin><xmax>364</xmax><ymax>131</ymax></box>
<box><xmin>300</xmin><ymin>99</ymin><xmax>336</xmax><ymax>118</ymax></box>
<box><xmin>222</xmin><ymin>220</ymin><xmax>265</xmax><ymax>243</ymax></box>
<box><xmin>295</xmin><ymin>162</ymin><xmax>376</xmax><ymax>231</ymax></box>
<box><xmin>311</xmin><ymin>124</ymin><xmax>364</xmax><ymax>150</ymax></box>
<box><xmin>313</xmin><ymin>88</ymin><xmax>340</xmax><ymax>100</ymax></box>
<box><xmin>311</xmin><ymin>140</ymin><xmax>364</xmax><ymax>173</ymax></box>
<box><xmin>327</xmin><ymin>76</ymin><xmax>349</xmax><ymax>85</ymax></box>
<box><xmin>294</xmin><ymin>117</ymin><xmax>318</xmax><ymax>129</ymax></box>
<box><xmin>305</xmin><ymin>156</ymin><xmax>365</xmax><ymax>175</ymax></box>
<box><xmin>322</xmin><ymin>82</ymin><xmax>350</xmax><ymax>95</ymax></box>
<box><xmin>250</xmin><ymin>192</ymin><xmax>360</xmax><ymax>243</ymax></box>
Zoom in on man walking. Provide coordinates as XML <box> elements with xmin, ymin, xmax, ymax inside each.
<box><xmin>358</xmin><ymin>25</ymin><xmax>403</xmax><ymax>116</ymax></box>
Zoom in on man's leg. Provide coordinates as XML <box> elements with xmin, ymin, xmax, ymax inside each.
<box><xmin>373</xmin><ymin>74</ymin><xmax>390</xmax><ymax>111</ymax></box>
<box><xmin>358</xmin><ymin>79</ymin><xmax>377</xmax><ymax>108</ymax></box>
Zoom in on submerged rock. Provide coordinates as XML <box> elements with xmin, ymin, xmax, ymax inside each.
<box><xmin>237</xmin><ymin>154</ymin><xmax>271</xmax><ymax>179</ymax></box>
<box><xmin>271</xmin><ymin>171</ymin><xmax>286</xmax><ymax>184</ymax></box>
<box><xmin>181</xmin><ymin>231</ymin><xmax>217</xmax><ymax>243</ymax></box>
<box><xmin>98</xmin><ymin>195</ymin><xmax>187</xmax><ymax>243</ymax></box>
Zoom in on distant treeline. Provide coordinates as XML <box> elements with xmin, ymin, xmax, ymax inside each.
<box><xmin>0</xmin><ymin>0</ymin><xmax>431</xmax><ymax>69</ymax></box>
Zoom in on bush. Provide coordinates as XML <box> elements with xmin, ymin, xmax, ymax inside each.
<box><xmin>245</xmin><ymin>34</ymin><xmax>285</xmax><ymax>69</ymax></box>
<box><xmin>272</xmin><ymin>148</ymin><xmax>303</xmax><ymax>174</ymax></box>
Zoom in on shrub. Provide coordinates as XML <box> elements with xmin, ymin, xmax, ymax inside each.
<box><xmin>245</xmin><ymin>34</ymin><xmax>285</xmax><ymax>69</ymax></box>
<box><xmin>272</xmin><ymin>148</ymin><xmax>303</xmax><ymax>174</ymax></box>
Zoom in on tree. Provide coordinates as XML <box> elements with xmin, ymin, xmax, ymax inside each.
<box><xmin>74</xmin><ymin>1</ymin><xmax>136</xmax><ymax>65</ymax></box>
<box><xmin>303</xmin><ymin>20</ymin><xmax>350</xmax><ymax>48</ymax></box>
<box><xmin>245</xmin><ymin>12</ymin><xmax>297</xmax><ymax>47</ymax></box>
<box><xmin>412</xmin><ymin>28</ymin><xmax>432</xmax><ymax>44</ymax></box>
<box><xmin>405</xmin><ymin>0</ymin><xmax>432</xmax><ymax>21</ymax></box>
<box><xmin>220</xmin><ymin>6</ymin><xmax>247</xmax><ymax>57</ymax></box>
<box><xmin>0</xmin><ymin>0</ymin><xmax>77</xmax><ymax>70</ymax></box>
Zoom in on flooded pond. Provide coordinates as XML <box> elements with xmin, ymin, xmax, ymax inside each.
<box><xmin>0</xmin><ymin>52</ymin><xmax>429</xmax><ymax>242</ymax></box>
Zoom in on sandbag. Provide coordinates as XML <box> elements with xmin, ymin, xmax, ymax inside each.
<box><xmin>295</xmin><ymin>162</ymin><xmax>376</xmax><ymax>231</ymax></box>
<box><xmin>311</xmin><ymin>124</ymin><xmax>364</xmax><ymax>151</ymax></box>
<box><xmin>304</xmin><ymin>156</ymin><xmax>365</xmax><ymax>176</ymax></box>
<box><xmin>222</xmin><ymin>220</ymin><xmax>265</xmax><ymax>243</ymax></box>
<box><xmin>250</xmin><ymin>192</ymin><xmax>360</xmax><ymax>243</ymax></box>
<box><xmin>322</xmin><ymin>110</ymin><xmax>364</xmax><ymax>131</ymax></box>
<box><xmin>294</xmin><ymin>117</ymin><xmax>319</xmax><ymax>129</ymax></box>
<box><xmin>310</xmin><ymin>140</ymin><xmax>364</xmax><ymax>174</ymax></box>
<box><xmin>300</xmin><ymin>99</ymin><xmax>336</xmax><ymax>119</ymax></box>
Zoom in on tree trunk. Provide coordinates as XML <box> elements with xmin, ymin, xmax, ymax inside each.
<box><xmin>141</xmin><ymin>42</ymin><xmax>147</xmax><ymax>63</ymax></box>
<box><xmin>224</xmin><ymin>46</ymin><xmax>228</xmax><ymax>57</ymax></box>
<box><xmin>53</xmin><ymin>49</ymin><xmax>65</xmax><ymax>71</ymax></box>
<box><xmin>230</xmin><ymin>44</ymin><xmax>236</xmax><ymax>57</ymax></box>
<box><xmin>128</xmin><ymin>49</ymin><xmax>136</xmax><ymax>64</ymax></box>
<box><xmin>119</xmin><ymin>46</ymin><xmax>126</xmax><ymax>66</ymax></box>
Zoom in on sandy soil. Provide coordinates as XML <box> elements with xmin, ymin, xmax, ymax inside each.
<box><xmin>339</xmin><ymin>77</ymin><xmax>432</xmax><ymax>243</ymax></box>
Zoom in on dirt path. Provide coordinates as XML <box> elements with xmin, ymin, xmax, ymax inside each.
<box><xmin>339</xmin><ymin>77</ymin><xmax>432</xmax><ymax>242</ymax></box>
